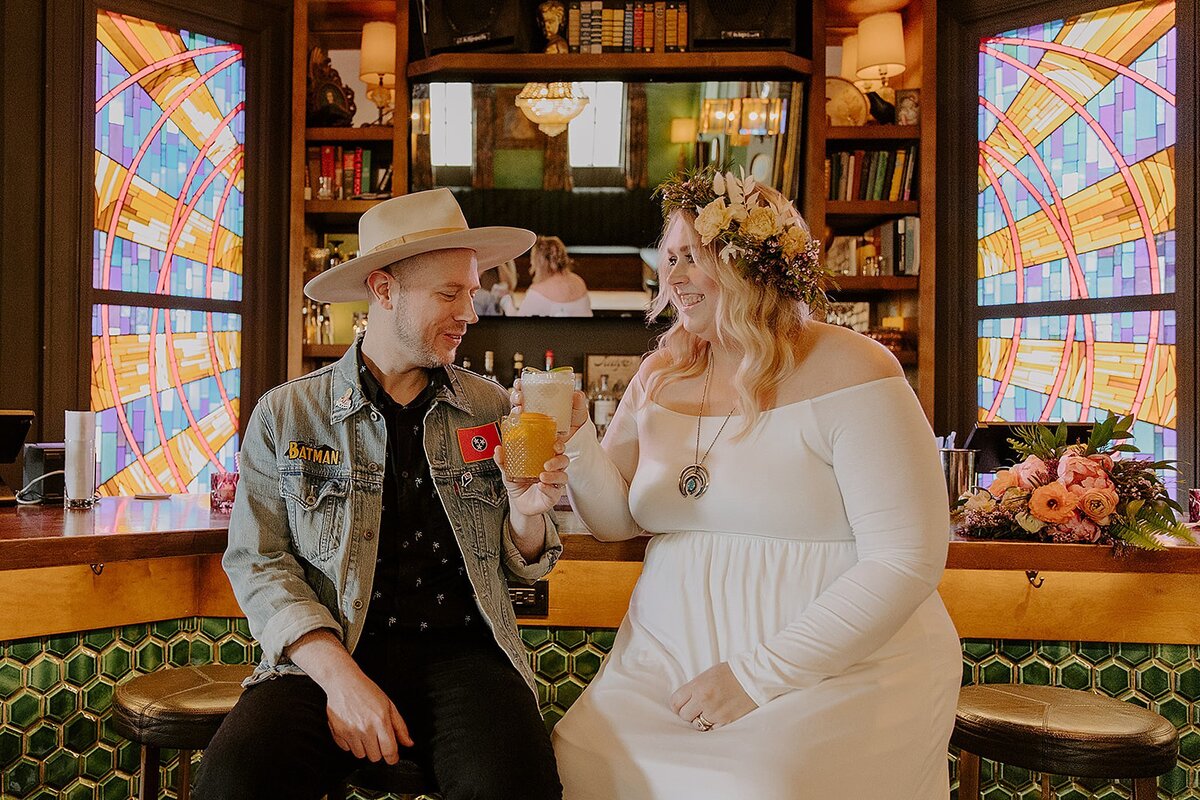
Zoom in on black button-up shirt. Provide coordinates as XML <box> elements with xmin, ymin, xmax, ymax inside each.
<box><xmin>357</xmin><ymin>356</ymin><xmax>479</xmax><ymax>637</ymax></box>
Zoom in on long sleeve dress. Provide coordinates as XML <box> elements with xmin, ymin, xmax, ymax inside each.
<box><xmin>552</xmin><ymin>373</ymin><xmax>962</xmax><ymax>799</ymax></box>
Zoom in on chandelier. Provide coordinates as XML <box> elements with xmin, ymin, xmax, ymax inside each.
<box><xmin>515</xmin><ymin>82</ymin><xmax>590</xmax><ymax>136</ymax></box>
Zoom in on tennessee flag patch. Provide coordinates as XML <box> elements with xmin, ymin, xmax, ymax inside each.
<box><xmin>456</xmin><ymin>422</ymin><xmax>501</xmax><ymax>464</ymax></box>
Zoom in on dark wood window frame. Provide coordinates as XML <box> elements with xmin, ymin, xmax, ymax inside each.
<box><xmin>936</xmin><ymin>0</ymin><xmax>1199</xmax><ymax>496</ymax></box>
<box><xmin>43</xmin><ymin>0</ymin><xmax>290</xmax><ymax>443</ymax></box>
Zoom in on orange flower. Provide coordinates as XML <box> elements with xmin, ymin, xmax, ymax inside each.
<box><xmin>1074</xmin><ymin>486</ymin><xmax>1119</xmax><ymax>526</ymax></box>
<box><xmin>1029</xmin><ymin>482</ymin><xmax>1079</xmax><ymax>524</ymax></box>
<box><xmin>988</xmin><ymin>469</ymin><xmax>1018</xmax><ymax>497</ymax></box>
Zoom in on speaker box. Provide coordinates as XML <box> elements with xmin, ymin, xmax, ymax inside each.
<box><xmin>22</xmin><ymin>443</ymin><xmax>65</xmax><ymax>504</ymax></box>
<box><xmin>418</xmin><ymin>0</ymin><xmax>532</xmax><ymax>56</ymax></box>
<box><xmin>688</xmin><ymin>0</ymin><xmax>807</xmax><ymax>54</ymax></box>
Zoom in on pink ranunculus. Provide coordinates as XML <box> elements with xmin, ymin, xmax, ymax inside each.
<box><xmin>1051</xmin><ymin>513</ymin><xmax>1102</xmax><ymax>543</ymax></box>
<box><xmin>1057</xmin><ymin>454</ymin><xmax>1114</xmax><ymax>492</ymax></box>
<box><xmin>1071</xmin><ymin>485</ymin><xmax>1120</xmax><ymax>526</ymax></box>
<box><xmin>1089</xmin><ymin>453</ymin><xmax>1114</xmax><ymax>471</ymax></box>
<box><xmin>1010</xmin><ymin>455</ymin><xmax>1049</xmax><ymax>489</ymax></box>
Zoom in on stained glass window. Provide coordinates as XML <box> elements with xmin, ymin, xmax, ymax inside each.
<box><xmin>976</xmin><ymin>1</ymin><xmax>1176</xmax><ymax>467</ymax></box>
<box><xmin>93</xmin><ymin>11</ymin><xmax>245</xmax><ymax>493</ymax></box>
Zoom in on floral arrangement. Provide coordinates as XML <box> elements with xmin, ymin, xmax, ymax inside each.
<box><xmin>654</xmin><ymin>165</ymin><xmax>830</xmax><ymax>313</ymax></box>
<box><xmin>953</xmin><ymin>414</ymin><xmax>1194</xmax><ymax>550</ymax></box>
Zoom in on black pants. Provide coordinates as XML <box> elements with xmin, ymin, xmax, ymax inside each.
<box><xmin>194</xmin><ymin>625</ymin><xmax>561</xmax><ymax>800</ymax></box>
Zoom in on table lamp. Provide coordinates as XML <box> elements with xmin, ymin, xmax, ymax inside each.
<box><xmin>359</xmin><ymin>21</ymin><xmax>396</xmax><ymax>126</ymax></box>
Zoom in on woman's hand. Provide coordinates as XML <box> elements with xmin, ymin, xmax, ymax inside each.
<box><xmin>509</xmin><ymin>379</ymin><xmax>590</xmax><ymax>440</ymax></box>
<box><xmin>493</xmin><ymin>441</ymin><xmax>569</xmax><ymax>518</ymax></box>
<box><xmin>669</xmin><ymin>662</ymin><xmax>758</xmax><ymax>731</ymax></box>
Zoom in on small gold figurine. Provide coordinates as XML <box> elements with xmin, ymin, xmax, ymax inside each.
<box><xmin>538</xmin><ymin>0</ymin><xmax>569</xmax><ymax>53</ymax></box>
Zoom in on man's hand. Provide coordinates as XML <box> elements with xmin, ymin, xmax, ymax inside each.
<box><xmin>285</xmin><ymin>630</ymin><xmax>413</xmax><ymax>763</ymax></box>
<box><xmin>669</xmin><ymin>662</ymin><xmax>758</xmax><ymax>731</ymax></box>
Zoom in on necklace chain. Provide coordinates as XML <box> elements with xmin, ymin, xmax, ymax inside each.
<box><xmin>694</xmin><ymin>359</ymin><xmax>736</xmax><ymax>467</ymax></box>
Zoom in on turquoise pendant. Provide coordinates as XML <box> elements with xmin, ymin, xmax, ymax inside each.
<box><xmin>678</xmin><ymin>464</ymin><xmax>710</xmax><ymax>498</ymax></box>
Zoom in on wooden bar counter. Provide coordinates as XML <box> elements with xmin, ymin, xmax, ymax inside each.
<box><xmin>2</xmin><ymin>495</ymin><xmax>1198</xmax><ymax>644</ymax></box>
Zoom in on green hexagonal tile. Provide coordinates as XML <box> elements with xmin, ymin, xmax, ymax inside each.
<box><xmin>135</xmin><ymin>642</ymin><xmax>164</xmax><ymax>673</ymax></box>
<box><xmin>1037</xmin><ymin>642</ymin><xmax>1071</xmax><ymax>664</ymax></box>
<box><xmin>98</xmin><ymin>647</ymin><xmax>130</xmax><ymax>680</ymax></box>
<box><xmin>218</xmin><ymin>640</ymin><xmax>248</xmax><ymax>665</ymax></box>
<box><xmin>64</xmin><ymin>714</ymin><xmax>99</xmax><ymax>754</ymax></box>
<box><xmin>981</xmin><ymin>785</ymin><xmax>1011</xmax><ymax>800</ymax></box>
<box><xmin>26</xmin><ymin>721</ymin><xmax>59</xmax><ymax>759</ymax></box>
<box><xmin>7</xmin><ymin>641</ymin><xmax>41</xmax><ymax>665</ymax></box>
<box><xmin>0</xmin><ymin>662</ymin><xmax>21</xmax><ymax>699</ymax></box>
<box><xmin>1096</xmin><ymin>663</ymin><xmax>1130</xmax><ymax>696</ymax></box>
<box><xmin>535</xmin><ymin>680</ymin><xmax>550</xmax><ymax>707</ymax></box>
<box><xmin>0</xmin><ymin>727</ymin><xmax>20</xmax><ymax>768</ymax></box>
<box><xmin>152</xmin><ymin>619</ymin><xmax>183</xmax><ymax>639</ymax></box>
<box><xmin>45</xmin><ymin>634</ymin><xmax>79</xmax><ymax>658</ymax></box>
<box><xmin>98</xmin><ymin>774</ymin><xmax>132</xmax><ymax>800</ymax></box>
<box><xmin>542</xmin><ymin>707</ymin><xmax>563</xmax><ymax>730</ymax></box>
<box><xmin>1018</xmin><ymin>661</ymin><xmax>1050</xmax><ymax>685</ymax></box>
<box><xmin>1156</xmin><ymin>644</ymin><xmax>1191</xmax><ymax>667</ymax></box>
<box><xmin>44</xmin><ymin>750</ymin><xmax>81</xmax><ymax>789</ymax></box>
<box><xmin>999</xmin><ymin>641</ymin><xmax>1033</xmax><ymax>662</ymax></box>
<box><xmin>553</xmin><ymin>678</ymin><xmax>585</xmax><ymax>709</ymax></box>
<box><xmin>191</xmin><ymin>640</ymin><xmax>213</xmax><ymax>663</ymax></box>
<box><xmin>587</xmin><ymin>630</ymin><xmax>616</xmax><ymax>651</ymax></box>
<box><xmin>995</xmin><ymin>762</ymin><xmax>1031</xmax><ymax>789</ymax></box>
<box><xmin>1137</xmin><ymin>664</ymin><xmax>1171</xmax><ymax>699</ymax></box>
<box><xmin>82</xmin><ymin>743</ymin><xmax>114</xmax><ymax>781</ymax></box>
<box><xmin>553</xmin><ymin>629</ymin><xmax>586</xmax><ymax>649</ymax></box>
<box><xmin>1077</xmin><ymin>642</ymin><xmax>1112</xmax><ymax>664</ymax></box>
<box><xmin>118</xmin><ymin>624</ymin><xmax>149</xmax><ymax>646</ymax></box>
<box><xmin>534</xmin><ymin>648</ymin><xmax>568</xmax><ymax>681</ymax></box>
<box><xmin>1058</xmin><ymin>661</ymin><xmax>1091</xmax><ymax>691</ymax></box>
<box><xmin>65</xmin><ymin>652</ymin><xmax>97</xmax><ymax>688</ymax></box>
<box><xmin>28</xmin><ymin>656</ymin><xmax>61</xmax><ymax>692</ymax></box>
<box><xmin>1178</xmin><ymin>731</ymin><xmax>1200</xmax><ymax>765</ymax></box>
<box><xmin>1159</xmin><ymin>765</ymin><xmax>1186</xmax><ymax>796</ymax></box>
<box><xmin>83</xmin><ymin>681</ymin><xmax>113</xmax><ymax>716</ymax></box>
<box><xmin>980</xmin><ymin>659</ymin><xmax>1013</xmax><ymax>684</ymax></box>
<box><xmin>1156</xmin><ymin>698</ymin><xmax>1189</xmax><ymax>729</ymax></box>
<box><xmin>169</xmin><ymin>640</ymin><xmax>192</xmax><ymax>667</ymax></box>
<box><xmin>63</xmin><ymin>782</ymin><xmax>95</xmax><ymax>800</ymax></box>
<box><xmin>116</xmin><ymin>739</ymin><xmax>140</xmax><ymax>773</ymax></box>
<box><xmin>962</xmin><ymin>640</ymin><xmax>994</xmax><ymax>660</ymax></box>
<box><xmin>199</xmin><ymin>618</ymin><xmax>232</xmax><ymax>639</ymax></box>
<box><xmin>1116</xmin><ymin>643</ymin><xmax>1153</xmax><ymax>666</ymax></box>
<box><xmin>570</xmin><ymin>649</ymin><xmax>603</xmax><ymax>683</ymax></box>
<box><xmin>7</xmin><ymin>693</ymin><xmax>41</xmax><ymax>729</ymax></box>
<box><xmin>47</xmin><ymin>685</ymin><xmax>79</xmax><ymax>723</ymax></box>
<box><xmin>1177</xmin><ymin>667</ymin><xmax>1200</xmax><ymax>701</ymax></box>
<box><xmin>82</xmin><ymin>631</ymin><xmax>115</xmax><ymax>652</ymax></box>
<box><xmin>520</xmin><ymin>628</ymin><xmax>551</xmax><ymax>648</ymax></box>
<box><xmin>4</xmin><ymin>757</ymin><xmax>40</xmax><ymax>798</ymax></box>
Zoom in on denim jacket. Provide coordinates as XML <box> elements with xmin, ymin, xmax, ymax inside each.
<box><xmin>224</xmin><ymin>343</ymin><xmax>562</xmax><ymax>693</ymax></box>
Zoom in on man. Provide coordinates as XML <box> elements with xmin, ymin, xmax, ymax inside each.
<box><xmin>196</xmin><ymin>189</ymin><xmax>565</xmax><ymax>799</ymax></box>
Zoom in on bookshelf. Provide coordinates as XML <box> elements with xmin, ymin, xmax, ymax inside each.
<box><xmin>406</xmin><ymin>51</ymin><xmax>814</xmax><ymax>82</ymax></box>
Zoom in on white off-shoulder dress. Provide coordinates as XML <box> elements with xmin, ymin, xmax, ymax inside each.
<box><xmin>554</xmin><ymin>374</ymin><xmax>962</xmax><ymax>800</ymax></box>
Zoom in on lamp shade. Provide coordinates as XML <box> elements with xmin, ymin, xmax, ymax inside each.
<box><xmin>515</xmin><ymin>82</ymin><xmax>590</xmax><ymax>136</ymax></box>
<box><xmin>840</xmin><ymin>34</ymin><xmax>860</xmax><ymax>82</ymax></box>
<box><xmin>856</xmin><ymin>12</ymin><xmax>906</xmax><ymax>81</ymax></box>
<box><xmin>670</xmin><ymin>117</ymin><xmax>698</xmax><ymax>144</ymax></box>
<box><xmin>360</xmin><ymin>21</ymin><xmax>396</xmax><ymax>86</ymax></box>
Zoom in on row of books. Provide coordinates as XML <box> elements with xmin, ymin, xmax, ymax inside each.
<box><xmin>304</xmin><ymin>145</ymin><xmax>392</xmax><ymax>201</ymax></box>
<box><xmin>826</xmin><ymin>216</ymin><xmax>921</xmax><ymax>277</ymax></box>
<box><xmin>825</xmin><ymin>146</ymin><xmax>918</xmax><ymax>202</ymax></box>
<box><xmin>567</xmin><ymin>1</ymin><xmax>689</xmax><ymax>53</ymax></box>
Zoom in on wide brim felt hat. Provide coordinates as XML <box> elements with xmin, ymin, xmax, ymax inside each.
<box><xmin>304</xmin><ymin>187</ymin><xmax>535</xmax><ymax>303</ymax></box>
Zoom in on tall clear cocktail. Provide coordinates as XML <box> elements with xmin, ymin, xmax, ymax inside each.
<box><xmin>520</xmin><ymin>367</ymin><xmax>574</xmax><ymax>434</ymax></box>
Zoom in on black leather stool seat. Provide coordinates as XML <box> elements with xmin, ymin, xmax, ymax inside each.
<box><xmin>953</xmin><ymin>684</ymin><xmax>1179</xmax><ymax>778</ymax></box>
<box><xmin>111</xmin><ymin>664</ymin><xmax>254</xmax><ymax>750</ymax></box>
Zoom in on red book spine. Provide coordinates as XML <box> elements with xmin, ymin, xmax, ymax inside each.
<box><xmin>353</xmin><ymin>148</ymin><xmax>363</xmax><ymax>196</ymax></box>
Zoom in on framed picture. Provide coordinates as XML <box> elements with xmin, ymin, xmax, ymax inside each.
<box><xmin>585</xmin><ymin>354</ymin><xmax>643</xmax><ymax>398</ymax></box>
<box><xmin>495</xmin><ymin>87</ymin><xmax>543</xmax><ymax>149</ymax></box>
<box><xmin>895</xmin><ymin>89</ymin><xmax>920</xmax><ymax>126</ymax></box>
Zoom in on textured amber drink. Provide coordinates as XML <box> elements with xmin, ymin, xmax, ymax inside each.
<box><xmin>521</xmin><ymin>367</ymin><xmax>574</xmax><ymax>434</ymax></box>
<box><xmin>500</xmin><ymin>412</ymin><xmax>558</xmax><ymax>480</ymax></box>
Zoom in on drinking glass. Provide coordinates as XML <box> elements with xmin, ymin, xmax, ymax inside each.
<box><xmin>500</xmin><ymin>413</ymin><xmax>557</xmax><ymax>480</ymax></box>
<box><xmin>210</xmin><ymin>471</ymin><xmax>239</xmax><ymax>514</ymax></box>
<box><xmin>521</xmin><ymin>367</ymin><xmax>575</xmax><ymax>434</ymax></box>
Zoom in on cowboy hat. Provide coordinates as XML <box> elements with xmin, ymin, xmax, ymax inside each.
<box><xmin>304</xmin><ymin>187</ymin><xmax>535</xmax><ymax>303</ymax></box>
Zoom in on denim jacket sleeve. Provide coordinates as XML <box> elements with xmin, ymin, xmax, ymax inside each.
<box><xmin>222</xmin><ymin>398</ymin><xmax>341</xmax><ymax>665</ymax></box>
<box><xmin>500</xmin><ymin>511</ymin><xmax>562</xmax><ymax>582</ymax></box>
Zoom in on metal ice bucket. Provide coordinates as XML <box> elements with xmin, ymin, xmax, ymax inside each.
<box><xmin>939</xmin><ymin>448</ymin><xmax>977</xmax><ymax>504</ymax></box>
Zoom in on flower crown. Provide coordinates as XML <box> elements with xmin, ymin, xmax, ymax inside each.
<box><xmin>654</xmin><ymin>166</ymin><xmax>829</xmax><ymax>312</ymax></box>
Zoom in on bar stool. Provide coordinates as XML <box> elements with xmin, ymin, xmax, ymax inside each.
<box><xmin>111</xmin><ymin>664</ymin><xmax>254</xmax><ymax>800</ymax></box>
<box><xmin>328</xmin><ymin>759</ymin><xmax>440</xmax><ymax>799</ymax></box>
<box><xmin>953</xmin><ymin>684</ymin><xmax>1179</xmax><ymax>799</ymax></box>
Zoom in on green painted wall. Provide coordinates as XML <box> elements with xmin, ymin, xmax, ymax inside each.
<box><xmin>645</xmin><ymin>83</ymin><xmax>703</xmax><ymax>186</ymax></box>
<box><xmin>493</xmin><ymin>150</ymin><xmax>546</xmax><ymax>189</ymax></box>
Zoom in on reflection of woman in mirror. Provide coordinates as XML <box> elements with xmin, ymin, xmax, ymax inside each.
<box><xmin>538</xmin><ymin>0</ymin><xmax>569</xmax><ymax>53</ymax></box>
<box><xmin>473</xmin><ymin>260</ymin><xmax>518</xmax><ymax>316</ymax></box>
<box><xmin>516</xmin><ymin>236</ymin><xmax>593</xmax><ymax>317</ymax></box>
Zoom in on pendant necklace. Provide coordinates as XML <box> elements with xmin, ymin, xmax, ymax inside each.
<box><xmin>678</xmin><ymin>360</ymin><xmax>736</xmax><ymax>499</ymax></box>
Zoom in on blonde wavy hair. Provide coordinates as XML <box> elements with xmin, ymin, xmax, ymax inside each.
<box><xmin>644</xmin><ymin>184</ymin><xmax>814</xmax><ymax>438</ymax></box>
<box><xmin>529</xmin><ymin>235</ymin><xmax>572</xmax><ymax>282</ymax></box>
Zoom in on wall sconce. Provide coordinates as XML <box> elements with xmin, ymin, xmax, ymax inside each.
<box><xmin>410</xmin><ymin>97</ymin><xmax>431</xmax><ymax>136</ymax></box>
<box><xmin>840</xmin><ymin>34</ymin><xmax>883</xmax><ymax>94</ymax></box>
<box><xmin>515</xmin><ymin>81</ymin><xmax>590</xmax><ymax>136</ymax></box>
<box><xmin>699</xmin><ymin>98</ymin><xmax>738</xmax><ymax>136</ymax></box>
<box><xmin>359</xmin><ymin>21</ymin><xmax>396</xmax><ymax>126</ymax></box>
<box><xmin>856</xmin><ymin>12</ymin><xmax>906</xmax><ymax>89</ymax></box>
<box><xmin>738</xmin><ymin>98</ymin><xmax>786</xmax><ymax>136</ymax></box>
<box><xmin>669</xmin><ymin>117</ymin><xmax>698</xmax><ymax>170</ymax></box>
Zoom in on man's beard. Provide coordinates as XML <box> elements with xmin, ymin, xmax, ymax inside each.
<box><xmin>389</xmin><ymin>301</ymin><xmax>449</xmax><ymax>368</ymax></box>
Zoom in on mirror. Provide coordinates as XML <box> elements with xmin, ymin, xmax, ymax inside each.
<box><xmin>409</xmin><ymin>80</ymin><xmax>804</xmax><ymax>318</ymax></box>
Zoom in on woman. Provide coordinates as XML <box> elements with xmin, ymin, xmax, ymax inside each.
<box><xmin>473</xmin><ymin>259</ymin><xmax>518</xmax><ymax>316</ymax></box>
<box><xmin>546</xmin><ymin>169</ymin><xmax>961</xmax><ymax>798</ymax></box>
<box><xmin>515</xmin><ymin>235</ymin><xmax>593</xmax><ymax>317</ymax></box>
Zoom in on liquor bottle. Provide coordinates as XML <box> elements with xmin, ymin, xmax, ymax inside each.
<box><xmin>589</xmin><ymin>374</ymin><xmax>616</xmax><ymax>439</ymax></box>
<box><xmin>511</xmin><ymin>351</ymin><xmax>525</xmax><ymax>387</ymax></box>
<box><xmin>461</xmin><ymin>356</ymin><xmax>473</xmax><ymax>371</ymax></box>
<box><xmin>314</xmin><ymin>303</ymin><xmax>327</xmax><ymax>344</ymax></box>
<box><xmin>301</xmin><ymin>303</ymin><xmax>312</xmax><ymax>344</ymax></box>
<box><xmin>483</xmin><ymin>351</ymin><xmax>499</xmax><ymax>383</ymax></box>
<box><xmin>544</xmin><ymin>349</ymin><xmax>555</xmax><ymax>370</ymax></box>
<box><xmin>320</xmin><ymin>303</ymin><xmax>333</xmax><ymax>344</ymax></box>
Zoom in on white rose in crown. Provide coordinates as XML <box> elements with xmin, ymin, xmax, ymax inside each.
<box><xmin>742</xmin><ymin>205</ymin><xmax>782</xmax><ymax>240</ymax></box>
<box><xmin>695</xmin><ymin>197</ymin><xmax>738</xmax><ymax>245</ymax></box>
<box><xmin>781</xmin><ymin>225</ymin><xmax>811</xmax><ymax>258</ymax></box>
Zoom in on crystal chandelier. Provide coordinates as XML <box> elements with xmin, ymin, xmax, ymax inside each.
<box><xmin>514</xmin><ymin>82</ymin><xmax>590</xmax><ymax>137</ymax></box>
